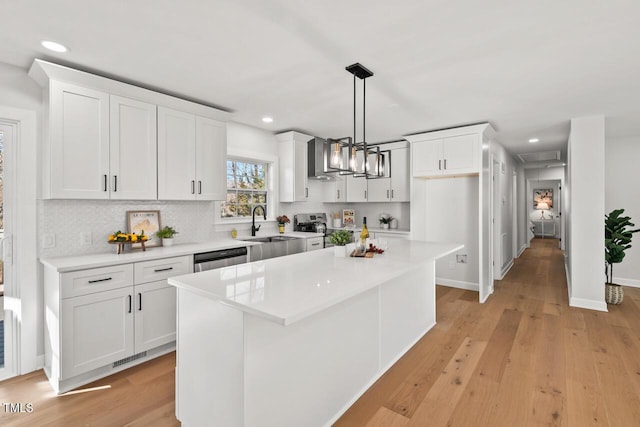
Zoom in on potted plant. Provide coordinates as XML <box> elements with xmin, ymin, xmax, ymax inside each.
<box><xmin>329</xmin><ymin>230</ymin><xmax>352</xmax><ymax>257</ymax></box>
<box><xmin>276</xmin><ymin>215</ymin><xmax>290</xmax><ymax>234</ymax></box>
<box><xmin>379</xmin><ymin>215</ymin><xmax>393</xmax><ymax>230</ymax></box>
<box><xmin>605</xmin><ymin>209</ymin><xmax>639</xmax><ymax>304</ymax></box>
<box><xmin>156</xmin><ymin>225</ymin><xmax>179</xmax><ymax>247</ymax></box>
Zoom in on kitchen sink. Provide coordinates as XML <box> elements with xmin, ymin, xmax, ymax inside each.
<box><xmin>238</xmin><ymin>235</ymin><xmax>306</xmax><ymax>261</ymax></box>
<box><xmin>241</xmin><ymin>235</ymin><xmax>299</xmax><ymax>243</ymax></box>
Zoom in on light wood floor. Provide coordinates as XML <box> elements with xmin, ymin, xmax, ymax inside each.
<box><xmin>2</xmin><ymin>238</ymin><xmax>640</xmax><ymax>426</ymax></box>
<box><xmin>336</xmin><ymin>238</ymin><xmax>640</xmax><ymax>426</ymax></box>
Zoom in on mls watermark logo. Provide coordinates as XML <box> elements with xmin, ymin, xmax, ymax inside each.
<box><xmin>2</xmin><ymin>402</ymin><xmax>34</xmax><ymax>413</ymax></box>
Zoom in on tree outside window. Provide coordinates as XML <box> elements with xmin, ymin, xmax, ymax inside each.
<box><xmin>221</xmin><ymin>159</ymin><xmax>267</xmax><ymax>218</ymax></box>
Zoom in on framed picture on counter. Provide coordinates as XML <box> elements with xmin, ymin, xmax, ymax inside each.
<box><xmin>343</xmin><ymin>209</ymin><xmax>355</xmax><ymax>227</ymax></box>
<box><xmin>127</xmin><ymin>210</ymin><xmax>161</xmax><ymax>247</ymax></box>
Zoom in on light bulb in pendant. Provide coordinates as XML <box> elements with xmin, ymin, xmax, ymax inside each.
<box><xmin>330</xmin><ymin>143</ymin><xmax>342</xmax><ymax>168</ymax></box>
<box><xmin>350</xmin><ymin>147</ymin><xmax>357</xmax><ymax>170</ymax></box>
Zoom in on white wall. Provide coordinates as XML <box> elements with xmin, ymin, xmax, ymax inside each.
<box><xmin>415</xmin><ymin>176</ymin><xmax>479</xmax><ymax>289</ymax></box>
<box><xmin>605</xmin><ymin>136</ymin><xmax>640</xmax><ymax>287</ymax></box>
<box><xmin>567</xmin><ymin>116</ymin><xmax>606</xmax><ymax>311</ymax></box>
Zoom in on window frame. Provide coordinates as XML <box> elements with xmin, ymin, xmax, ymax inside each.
<box><xmin>216</xmin><ymin>149</ymin><xmax>278</xmax><ymax>224</ymax></box>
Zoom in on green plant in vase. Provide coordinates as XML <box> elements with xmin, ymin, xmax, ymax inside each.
<box><xmin>379</xmin><ymin>215</ymin><xmax>393</xmax><ymax>229</ymax></box>
<box><xmin>156</xmin><ymin>225</ymin><xmax>179</xmax><ymax>247</ymax></box>
<box><xmin>605</xmin><ymin>209</ymin><xmax>639</xmax><ymax>304</ymax></box>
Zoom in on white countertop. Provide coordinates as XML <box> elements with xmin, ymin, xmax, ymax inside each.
<box><xmin>40</xmin><ymin>232</ymin><xmax>319</xmax><ymax>272</ymax></box>
<box><xmin>169</xmin><ymin>239</ymin><xmax>463</xmax><ymax>326</ymax></box>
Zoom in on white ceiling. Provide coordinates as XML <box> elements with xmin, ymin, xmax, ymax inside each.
<box><xmin>3</xmin><ymin>0</ymin><xmax>640</xmax><ymax>159</ymax></box>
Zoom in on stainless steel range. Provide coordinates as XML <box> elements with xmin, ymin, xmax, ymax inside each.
<box><xmin>293</xmin><ymin>213</ymin><xmax>327</xmax><ymax>233</ymax></box>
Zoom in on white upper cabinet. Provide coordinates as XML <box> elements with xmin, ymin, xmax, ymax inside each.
<box><xmin>110</xmin><ymin>95</ymin><xmax>157</xmax><ymax>200</ymax></box>
<box><xmin>277</xmin><ymin>131</ymin><xmax>312</xmax><ymax>202</ymax></box>
<box><xmin>158</xmin><ymin>107</ymin><xmax>226</xmax><ymax>201</ymax></box>
<box><xmin>346</xmin><ymin>150</ymin><xmax>368</xmax><ymax>202</ymax></box>
<box><xmin>366</xmin><ymin>145</ymin><xmax>410</xmax><ymax>202</ymax></box>
<box><xmin>410</xmin><ymin>133</ymin><xmax>479</xmax><ymax>177</ymax></box>
<box><xmin>158</xmin><ymin>107</ymin><xmax>197</xmax><ymax>200</ymax></box>
<box><xmin>49</xmin><ymin>81</ymin><xmax>110</xmax><ymax>199</ymax></box>
<box><xmin>323</xmin><ymin>175</ymin><xmax>347</xmax><ymax>203</ymax></box>
<box><xmin>365</xmin><ymin>153</ymin><xmax>391</xmax><ymax>202</ymax></box>
<box><xmin>390</xmin><ymin>147</ymin><xmax>410</xmax><ymax>201</ymax></box>
<box><xmin>195</xmin><ymin>116</ymin><xmax>226</xmax><ymax>201</ymax></box>
<box><xmin>29</xmin><ymin>59</ymin><xmax>230</xmax><ymax>201</ymax></box>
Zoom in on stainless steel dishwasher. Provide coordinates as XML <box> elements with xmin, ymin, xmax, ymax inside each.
<box><xmin>193</xmin><ymin>247</ymin><xmax>248</xmax><ymax>272</ymax></box>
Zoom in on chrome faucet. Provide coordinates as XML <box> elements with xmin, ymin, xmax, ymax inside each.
<box><xmin>251</xmin><ymin>205</ymin><xmax>266</xmax><ymax>236</ymax></box>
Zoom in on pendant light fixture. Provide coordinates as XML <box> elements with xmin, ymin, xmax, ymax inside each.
<box><xmin>345</xmin><ymin>63</ymin><xmax>384</xmax><ymax>179</ymax></box>
<box><xmin>322</xmin><ymin>63</ymin><xmax>384</xmax><ymax>178</ymax></box>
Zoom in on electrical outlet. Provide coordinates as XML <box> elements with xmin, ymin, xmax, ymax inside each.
<box><xmin>42</xmin><ymin>233</ymin><xmax>56</xmax><ymax>249</ymax></box>
<box><xmin>80</xmin><ymin>232</ymin><xmax>92</xmax><ymax>246</ymax></box>
<box><xmin>456</xmin><ymin>254</ymin><xmax>468</xmax><ymax>264</ymax></box>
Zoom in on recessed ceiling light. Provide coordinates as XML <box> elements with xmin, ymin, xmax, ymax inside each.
<box><xmin>528</xmin><ymin>138</ymin><xmax>539</xmax><ymax>143</ymax></box>
<box><xmin>261</xmin><ymin>116</ymin><xmax>273</xmax><ymax>123</ymax></box>
<box><xmin>41</xmin><ymin>40</ymin><xmax>68</xmax><ymax>53</ymax></box>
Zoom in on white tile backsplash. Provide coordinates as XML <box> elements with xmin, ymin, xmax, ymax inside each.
<box><xmin>38</xmin><ymin>200</ymin><xmax>217</xmax><ymax>258</ymax></box>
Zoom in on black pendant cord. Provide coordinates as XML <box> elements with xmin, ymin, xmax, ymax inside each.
<box><xmin>363</xmin><ymin>78</ymin><xmax>367</xmax><ymax>173</ymax></box>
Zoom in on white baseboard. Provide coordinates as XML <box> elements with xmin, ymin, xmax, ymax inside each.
<box><xmin>612</xmin><ymin>276</ymin><xmax>640</xmax><ymax>288</ymax></box>
<box><xmin>436</xmin><ymin>278</ymin><xmax>479</xmax><ymax>292</ymax></box>
<box><xmin>500</xmin><ymin>259</ymin><xmax>514</xmax><ymax>279</ymax></box>
<box><xmin>565</xmin><ymin>255</ymin><xmax>572</xmax><ymax>301</ymax></box>
<box><xmin>517</xmin><ymin>244</ymin><xmax>527</xmax><ymax>258</ymax></box>
<box><xmin>569</xmin><ymin>297</ymin><xmax>607</xmax><ymax>312</ymax></box>
<box><xmin>36</xmin><ymin>354</ymin><xmax>45</xmax><ymax>370</ymax></box>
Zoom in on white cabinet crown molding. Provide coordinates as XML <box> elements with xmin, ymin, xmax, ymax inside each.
<box><xmin>403</xmin><ymin>122</ymin><xmax>495</xmax><ymax>142</ymax></box>
<box><xmin>28</xmin><ymin>59</ymin><xmax>232</xmax><ymax>121</ymax></box>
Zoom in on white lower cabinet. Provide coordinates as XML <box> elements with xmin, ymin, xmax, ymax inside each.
<box><xmin>306</xmin><ymin>236</ymin><xmax>324</xmax><ymax>251</ymax></box>
<box><xmin>61</xmin><ymin>287</ymin><xmax>134</xmax><ymax>379</ymax></box>
<box><xmin>45</xmin><ymin>255</ymin><xmax>191</xmax><ymax>393</ymax></box>
<box><xmin>134</xmin><ymin>280</ymin><xmax>177</xmax><ymax>352</ymax></box>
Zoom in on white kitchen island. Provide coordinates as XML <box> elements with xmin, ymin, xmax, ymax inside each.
<box><xmin>168</xmin><ymin>239</ymin><xmax>462</xmax><ymax>427</ymax></box>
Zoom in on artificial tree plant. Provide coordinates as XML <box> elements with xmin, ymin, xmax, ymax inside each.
<box><xmin>604</xmin><ymin>209</ymin><xmax>639</xmax><ymax>303</ymax></box>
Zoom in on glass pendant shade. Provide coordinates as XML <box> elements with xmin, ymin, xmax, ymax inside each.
<box><xmin>324</xmin><ymin>137</ymin><xmax>353</xmax><ymax>174</ymax></box>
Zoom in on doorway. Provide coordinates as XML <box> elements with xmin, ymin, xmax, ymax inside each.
<box><xmin>0</xmin><ymin>122</ymin><xmax>14</xmax><ymax>379</ymax></box>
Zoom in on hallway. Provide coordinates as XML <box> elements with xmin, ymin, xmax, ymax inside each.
<box><xmin>336</xmin><ymin>238</ymin><xmax>640</xmax><ymax>426</ymax></box>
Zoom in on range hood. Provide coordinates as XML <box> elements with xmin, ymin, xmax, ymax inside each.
<box><xmin>307</xmin><ymin>137</ymin><xmax>335</xmax><ymax>180</ymax></box>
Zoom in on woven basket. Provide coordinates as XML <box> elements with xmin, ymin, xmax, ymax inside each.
<box><xmin>605</xmin><ymin>283</ymin><xmax>624</xmax><ymax>305</ymax></box>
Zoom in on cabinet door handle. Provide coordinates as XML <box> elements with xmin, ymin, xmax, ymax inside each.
<box><xmin>198</xmin><ymin>180</ymin><xmax>202</xmax><ymax>194</ymax></box>
<box><xmin>444</xmin><ymin>159</ymin><xmax>447</xmax><ymax>170</ymax></box>
<box><xmin>128</xmin><ymin>295</ymin><xmax>132</xmax><ymax>313</ymax></box>
<box><xmin>138</xmin><ymin>293</ymin><xmax>142</xmax><ymax>311</ymax></box>
<box><xmin>113</xmin><ymin>175</ymin><xmax>118</xmax><ymax>192</ymax></box>
<box><xmin>438</xmin><ymin>160</ymin><xmax>442</xmax><ymax>171</ymax></box>
<box><xmin>311</xmin><ymin>242</ymin><xmax>320</xmax><ymax>246</ymax></box>
<box><xmin>391</xmin><ymin>189</ymin><xmax>395</xmax><ymax>199</ymax></box>
<box><xmin>337</xmin><ymin>189</ymin><xmax>340</xmax><ymax>199</ymax></box>
<box><xmin>386</xmin><ymin>189</ymin><xmax>390</xmax><ymax>199</ymax></box>
<box><xmin>191</xmin><ymin>180</ymin><xmax>195</xmax><ymax>194</ymax></box>
<box><xmin>104</xmin><ymin>174</ymin><xmax>108</xmax><ymax>192</ymax></box>
<box><xmin>364</xmin><ymin>190</ymin><xmax>367</xmax><ymax>199</ymax></box>
<box><xmin>154</xmin><ymin>267</ymin><xmax>174</xmax><ymax>273</ymax></box>
<box><xmin>88</xmin><ymin>277</ymin><xmax>113</xmax><ymax>284</ymax></box>
<box><xmin>305</xmin><ymin>187</ymin><xmax>308</xmax><ymax>198</ymax></box>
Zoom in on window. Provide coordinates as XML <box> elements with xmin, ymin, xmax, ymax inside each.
<box><xmin>221</xmin><ymin>159</ymin><xmax>268</xmax><ymax>218</ymax></box>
